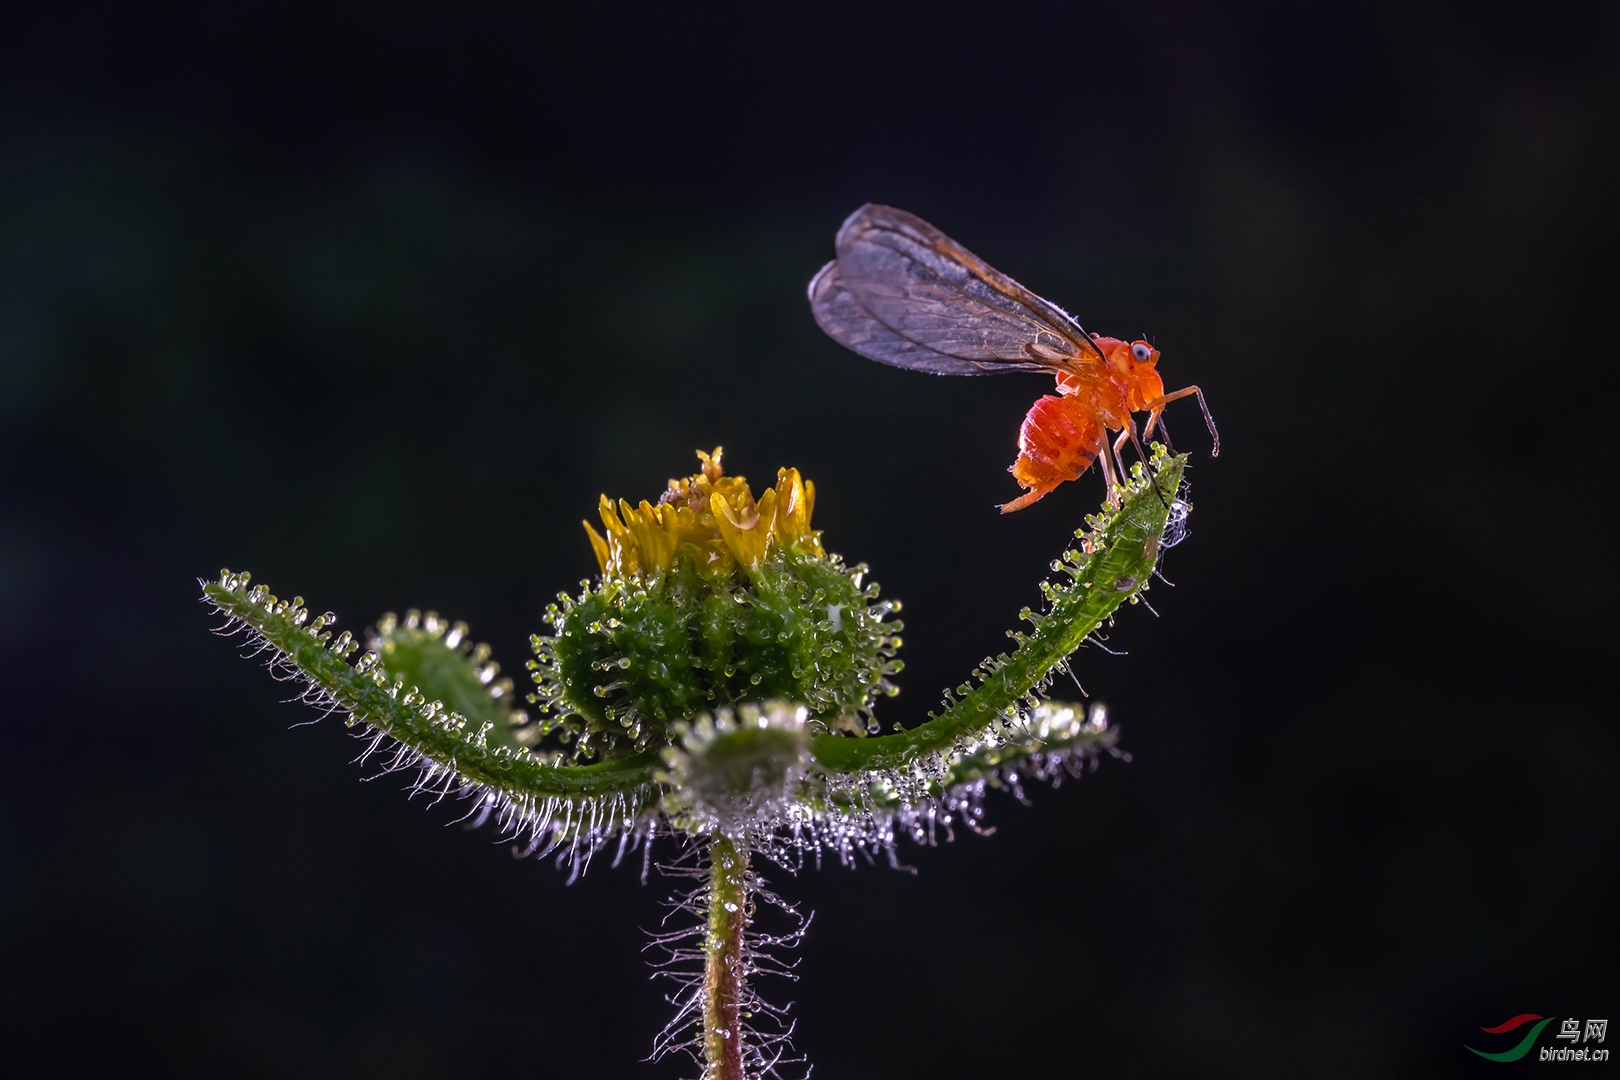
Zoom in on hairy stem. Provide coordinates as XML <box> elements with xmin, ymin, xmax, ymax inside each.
<box><xmin>705</xmin><ymin>834</ymin><xmax>749</xmax><ymax>1080</ymax></box>
<box><xmin>810</xmin><ymin>452</ymin><xmax>1186</xmax><ymax>774</ymax></box>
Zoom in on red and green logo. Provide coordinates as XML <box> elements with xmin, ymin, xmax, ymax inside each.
<box><xmin>1467</xmin><ymin>1014</ymin><xmax>1555</xmax><ymax>1061</ymax></box>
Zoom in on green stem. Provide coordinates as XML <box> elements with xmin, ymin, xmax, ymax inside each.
<box><xmin>810</xmin><ymin>453</ymin><xmax>1185</xmax><ymax>775</ymax></box>
<box><xmin>705</xmin><ymin>835</ymin><xmax>749</xmax><ymax>1080</ymax></box>
<box><xmin>203</xmin><ymin>578</ymin><xmax>664</xmax><ymax>804</ymax></box>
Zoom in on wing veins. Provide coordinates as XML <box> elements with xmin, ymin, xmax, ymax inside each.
<box><xmin>808</xmin><ymin>260</ymin><xmax>1051</xmax><ymax>375</ymax></box>
<box><xmin>834</xmin><ymin>204</ymin><xmax>1105</xmax><ymax>370</ymax></box>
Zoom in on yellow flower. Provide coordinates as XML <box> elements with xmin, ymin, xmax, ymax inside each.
<box><xmin>583</xmin><ymin>448</ymin><xmax>824</xmax><ymax>579</ymax></box>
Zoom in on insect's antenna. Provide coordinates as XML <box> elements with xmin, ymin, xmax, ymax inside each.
<box><xmin>1125</xmin><ymin>417</ymin><xmax>1170</xmax><ymax>508</ymax></box>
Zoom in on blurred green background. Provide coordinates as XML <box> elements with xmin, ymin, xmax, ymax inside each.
<box><xmin>2</xmin><ymin>3</ymin><xmax>1615</xmax><ymax>1076</ymax></box>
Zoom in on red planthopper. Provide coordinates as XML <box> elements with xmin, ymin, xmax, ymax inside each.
<box><xmin>809</xmin><ymin>204</ymin><xmax>1218</xmax><ymax>512</ymax></box>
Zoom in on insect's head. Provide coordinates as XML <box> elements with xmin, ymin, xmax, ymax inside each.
<box><xmin>1121</xmin><ymin>339</ymin><xmax>1166</xmax><ymax>410</ymax></box>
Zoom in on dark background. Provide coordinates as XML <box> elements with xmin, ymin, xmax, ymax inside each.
<box><xmin>3</xmin><ymin>3</ymin><xmax>1615</xmax><ymax>1076</ymax></box>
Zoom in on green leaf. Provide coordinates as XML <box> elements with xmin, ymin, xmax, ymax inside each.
<box><xmin>810</xmin><ymin>450</ymin><xmax>1186</xmax><ymax>774</ymax></box>
<box><xmin>202</xmin><ymin>574</ymin><xmax>663</xmax><ymax>810</ymax></box>
<box><xmin>372</xmin><ymin>611</ymin><xmax>527</xmax><ymax>752</ymax></box>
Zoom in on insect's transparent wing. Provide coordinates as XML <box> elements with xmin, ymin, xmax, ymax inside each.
<box><xmin>829</xmin><ymin>203</ymin><xmax>1099</xmax><ymax>372</ymax></box>
<box><xmin>808</xmin><ymin>260</ymin><xmax>1040</xmax><ymax>375</ymax></box>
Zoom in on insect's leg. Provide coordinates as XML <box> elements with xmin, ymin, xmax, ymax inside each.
<box><xmin>1140</xmin><ymin>409</ymin><xmax>1179</xmax><ymax>453</ymax></box>
<box><xmin>1095</xmin><ymin>423</ymin><xmax>1121</xmax><ymax>506</ymax></box>
<box><xmin>1110</xmin><ymin>423</ymin><xmax>1135</xmax><ymax>481</ymax></box>
<box><xmin>1122</xmin><ymin>417</ymin><xmax>1170</xmax><ymax>507</ymax></box>
<box><xmin>1144</xmin><ymin>385</ymin><xmax>1219</xmax><ymax>457</ymax></box>
<box><xmin>1104</xmin><ymin>419</ymin><xmax>1129</xmax><ymax>474</ymax></box>
<box><xmin>1145</xmin><ymin>410</ymin><xmax>1177</xmax><ymax>454</ymax></box>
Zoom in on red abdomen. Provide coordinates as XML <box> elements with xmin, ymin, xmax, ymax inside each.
<box><xmin>1000</xmin><ymin>394</ymin><xmax>1103</xmax><ymax>513</ymax></box>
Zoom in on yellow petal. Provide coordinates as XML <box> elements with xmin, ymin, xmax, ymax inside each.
<box><xmin>772</xmin><ymin>467</ymin><xmax>809</xmax><ymax>546</ymax></box>
<box><xmin>711</xmin><ymin>490</ymin><xmax>772</xmax><ymax>571</ymax></box>
<box><xmin>697</xmin><ymin>446</ymin><xmax>724</xmax><ymax>483</ymax></box>
<box><xmin>598</xmin><ymin>495</ymin><xmax>626</xmax><ymax>541</ymax></box>
<box><xmin>669</xmin><ymin>503</ymin><xmax>700</xmax><ymax>536</ymax></box>
<box><xmin>625</xmin><ymin>498</ymin><xmax>678</xmax><ymax>572</ymax></box>
<box><xmin>588</xmin><ymin>450</ymin><xmax>826</xmax><ymax>581</ymax></box>
<box><xmin>711</xmin><ymin>473</ymin><xmax>754</xmax><ymax>514</ymax></box>
<box><xmin>755</xmin><ymin>487</ymin><xmax>778</xmax><ymax>556</ymax></box>
<box><xmin>599</xmin><ymin>495</ymin><xmax>640</xmax><ymax>577</ymax></box>
<box><xmin>583</xmin><ymin>520</ymin><xmax>610</xmax><ymax>575</ymax></box>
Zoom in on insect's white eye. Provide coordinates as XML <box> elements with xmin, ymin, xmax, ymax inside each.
<box><xmin>1131</xmin><ymin>343</ymin><xmax>1152</xmax><ymax>362</ymax></box>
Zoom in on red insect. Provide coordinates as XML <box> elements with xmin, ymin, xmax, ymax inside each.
<box><xmin>809</xmin><ymin>204</ymin><xmax>1218</xmax><ymax>512</ymax></box>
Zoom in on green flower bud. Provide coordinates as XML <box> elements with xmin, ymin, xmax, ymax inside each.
<box><xmin>528</xmin><ymin>449</ymin><xmax>903</xmax><ymax>760</ymax></box>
